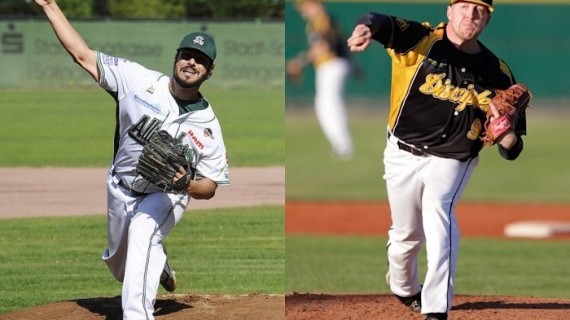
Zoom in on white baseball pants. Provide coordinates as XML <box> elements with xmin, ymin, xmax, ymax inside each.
<box><xmin>315</xmin><ymin>57</ymin><xmax>353</xmax><ymax>158</ymax></box>
<box><xmin>103</xmin><ymin>171</ymin><xmax>188</xmax><ymax>320</ymax></box>
<box><xmin>383</xmin><ymin>133</ymin><xmax>478</xmax><ymax>314</ymax></box>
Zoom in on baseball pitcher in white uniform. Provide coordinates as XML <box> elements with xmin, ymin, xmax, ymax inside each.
<box><xmin>35</xmin><ymin>1</ymin><xmax>229</xmax><ymax>319</ymax></box>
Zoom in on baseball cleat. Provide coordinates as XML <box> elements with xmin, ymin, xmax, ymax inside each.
<box><xmin>425</xmin><ymin>313</ymin><xmax>448</xmax><ymax>320</ymax></box>
<box><xmin>395</xmin><ymin>291</ymin><xmax>422</xmax><ymax>313</ymax></box>
<box><xmin>160</xmin><ymin>259</ymin><xmax>177</xmax><ymax>292</ymax></box>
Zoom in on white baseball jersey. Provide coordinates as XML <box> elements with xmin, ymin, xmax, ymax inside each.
<box><xmin>97</xmin><ymin>52</ymin><xmax>229</xmax><ymax>319</ymax></box>
<box><xmin>97</xmin><ymin>52</ymin><xmax>229</xmax><ymax>193</ymax></box>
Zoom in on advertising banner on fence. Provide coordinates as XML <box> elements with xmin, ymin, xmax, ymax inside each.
<box><xmin>0</xmin><ymin>19</ymin><xmax>284</xmax><ymax>89</ymax></box>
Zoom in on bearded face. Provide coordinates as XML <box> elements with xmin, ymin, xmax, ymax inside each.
<box><xmin>172</xmin><ymin>49</ymin><xmax>213</xmax><ymax>89</ymax></box>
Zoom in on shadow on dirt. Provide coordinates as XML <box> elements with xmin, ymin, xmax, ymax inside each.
<box><xmin>74</xmin><ymin>296</ymin><xmax>192</xmax><ymax>319</ymax></box>
<box><xmin>454</xmin><ymin>300</ymin><xmax>570</xmax><ymax>310</ymax></box>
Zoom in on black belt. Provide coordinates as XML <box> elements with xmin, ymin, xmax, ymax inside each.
<box><xmin>118</xmin><ymin>180</ymin><xmax>147</xmax><ymax>197</ymax></box>
<box><xmin>112</xmin><ymin>170</ymin><xmax>147</xmax><ymax>197</ymax></box>
<box><xmin>397</xmin><ymin>142</ymin><xmax>428</xmax><ymax>157</ymax></box>
<box><xmin>388</xmin><ymin>132</ymin><xmax>429</xmax><ymax>157</ymax></box>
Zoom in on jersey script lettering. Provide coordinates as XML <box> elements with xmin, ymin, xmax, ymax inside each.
<box><xmin>128</xmin><ymin>115</ymin><xmax>164</xmax><ymax>144</ymax></box>
<box><xmin>419</xmin><ymin>73</ymin><xmax>492</xmax><ymax>112</ymax></box>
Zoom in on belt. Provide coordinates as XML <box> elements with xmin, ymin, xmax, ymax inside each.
<box><xmin>387</xmin><ymin>132</ymin><xmax>429</xmax><ymax>157</ymax></box>
<box><xmin>112</xmin><ymin>169</ymin><xmax>147</xmax><ymax>197</ymax></box>
<box><xmin>118</xmin><ymin>179</ymin><xmax>147</xmax><ymax>197</ymax></box>
<box><xmin>397</xmin><ymin>141</ymin><xmax>428</xmax><ymax>157</ymax></box>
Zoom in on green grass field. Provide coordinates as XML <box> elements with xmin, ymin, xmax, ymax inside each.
<box><xmin>0</xmin><ymin>207</ymin><xmax>284</xmax><ymax>315</ymax></box>
<box><xmin>286</xmin><ymin>107</ymin><xmax>570</xmax><ymax>203</ymax></box>
<box><xmin>286</xmin><ymin>235</ymin><xmax>570</xmax><ymax>299</ymax></box>
<box><xmin>0</xmin><ymin>87</ymin><xmax>284</xmax><ymax>167</ymax></box>
<box><xmin>0</xmin><ymin>87</ymin><xmax>284</xmax><ymax>316</ymax></box>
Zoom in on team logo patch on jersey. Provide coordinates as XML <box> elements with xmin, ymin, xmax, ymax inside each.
<box><xmin>203</xmin><ymin>128</ymin><xmax>214</xmax><ymax>139</ymax></box>
<box><xmin>395</xmin><ymin>18</ymin><xmax>409</xmax><ymax>31</ymax></box>
<box><xmin>146</xmin><ymin>86</ymin><xmax>155</xmax><ymax>94</ymax></box>
<box><xmin>188</xmin><ymin>129</ymin><xmax>204</xmax><ymax>150</ymax></box>
<box><xmin>193</xmin><ymin>36</ymin><xmax>205</xmax><ymax>46</ymax></box>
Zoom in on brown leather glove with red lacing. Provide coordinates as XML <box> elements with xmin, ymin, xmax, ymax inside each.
<box><xmin>482</xmin><ymin>83</ymin><xmax>532</xmax><ymax>146</ymax></box>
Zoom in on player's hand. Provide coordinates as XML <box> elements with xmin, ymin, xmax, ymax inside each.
<box><xmin>496</xmin><ymin>131</ymin><xmax>517</xmax><ymax>149</ymax></box>
<box><xmin>347</xmin><ymin>24</ymin><xmax>373</xmax><ymax>52</ymax></box>
<box><xmin>173</xmin><ymin>166</ymin><xmax>188</xmax><ymax>183</ymax></box>
<box><xmin>488</xmin><ymin>101</ymin><xmax>501</xmax><ymax>122</ymax></box>
<box><xmin>286</xmin><ymin>58</ymin><xmax>305</xmax><ymax>84</ymax></box>
<box><xmin>488</xmin><ymin>102</ymin><xmax>517</xmax><ymax>149</ymax></box>
<box><xmin>34</xmin><ymin>0</ymin><xmax>55</xmax><ymax>7</ymax></box>
<box><xmin>286</xmin><ymin>59</ymin><xmax>303</xmax><ymax>75</ymax></box>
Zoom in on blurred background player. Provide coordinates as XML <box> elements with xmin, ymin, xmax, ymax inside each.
<box><xmin>286</xmin><ymin>0</ymin><xmax>354</xmax><ymax>160</ymax></box>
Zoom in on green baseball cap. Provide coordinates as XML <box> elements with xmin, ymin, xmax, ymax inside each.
<box><xmin>177</xmin><ymin>32</ymin><xmax>217</xmax><ymax>61</ymax></box>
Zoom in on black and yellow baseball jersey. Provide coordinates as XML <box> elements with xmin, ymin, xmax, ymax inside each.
<box><xmin>358</xmin><ymin>13</ymin><xmax>526</xmax><ymax>161</ymax></box>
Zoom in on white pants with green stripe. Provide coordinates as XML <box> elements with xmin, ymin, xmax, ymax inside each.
<box><xmin>103</xmin><ymin>172</ymin><xmax>188</xmax><ymax>319</ymax></box>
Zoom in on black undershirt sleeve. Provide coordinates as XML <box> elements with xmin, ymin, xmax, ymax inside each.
<box><xmin>498</xmin><ymin>136</ymin><xmax>524</xmax><ymax>160</ymax></box>
<box><xmin>355</xmin><ymin>12</ymin><xmax>430</xmax><ymax>53</ymax></box>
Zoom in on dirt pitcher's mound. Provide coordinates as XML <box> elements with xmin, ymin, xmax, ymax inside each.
<box><xmin>285</xmin><ymin>293</ymin><xmax>570</xmax><ymax>320</ymax></box>
<box><xmin>0</xmin><ymin>294</ymin><xmax>284</xmax><ymax>320</ymax></box>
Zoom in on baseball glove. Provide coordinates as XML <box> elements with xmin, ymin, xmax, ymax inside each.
<box><xmin>482</xmin><ymin>83</ymin><xmax>531</xmax><ymax>145</ymax></box>
<box><xmin>135</xmin><ymin>130</ymin><xmax>193</xmax><ymax>192</ymax></box>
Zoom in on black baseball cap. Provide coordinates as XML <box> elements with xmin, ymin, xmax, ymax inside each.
<box><xmin>450</xmin><ymin>0</ymin><xmax>494</xmax><ymax>12</ymax></box>
<box><xmin>177</xmin><ymin>32</ymin><xmax>217</xmax><ymax>62</ymax></box>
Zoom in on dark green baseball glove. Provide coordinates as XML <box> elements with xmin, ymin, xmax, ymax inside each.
<box><xmin>136</xmin><ymin>130</ymin><xmax>193</xmax><ymax>192</ymax></box>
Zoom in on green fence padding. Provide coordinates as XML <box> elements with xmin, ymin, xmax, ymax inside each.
<box><xmin>0</xmin><ymin>19</ymin><xmax>284</xmax><ymax>89</ymax></box>
<box><xmin>286</xmin><ymin>2</ymin><xmax>570</xmax><ymax>100</ymax></box>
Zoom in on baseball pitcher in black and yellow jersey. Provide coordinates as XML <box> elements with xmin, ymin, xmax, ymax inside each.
<box><xmin>347</xmin><ymin>1</ymin><xmax>527</xmax><ymax>319</ymax></box>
